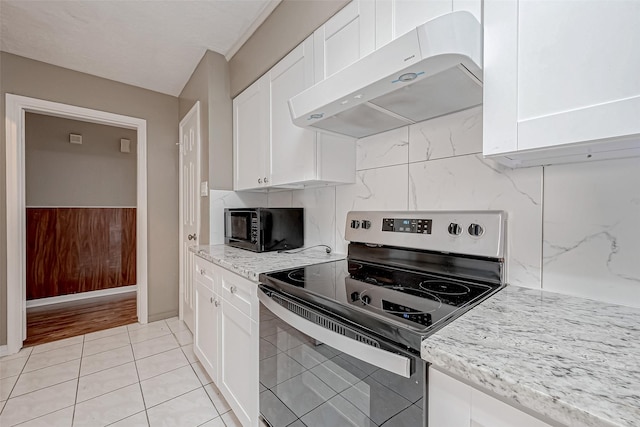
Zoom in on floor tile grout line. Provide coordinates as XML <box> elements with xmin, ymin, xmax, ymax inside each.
<box><xmin>103</xmin><ymin>409</ymin><xmax>147</xmax><ymax>427</ymax></box>
<box><xmin>71</xmin><ymin>333</ymin><xmax>87</xmax><ymax>427</ymax></box>
<box><xmin>28</xmin><ymin>337</ymin><xmax>84</xmax><ymax>355</ymax></box>
<box><xmin>74</xmin><ymin>374</ymin><xmax>140</xmax><ymax>406</ymax></box>
<box><xmin>6</xmin><ymin>361</ymin><xmax>83</xmax><ymax>400</ymax></box>
<box><xmin>126</xmin><ymin>345</ymin><xmax>151</xmax><ymax>427</ymax></box>
<box><xmin>82</xmin><ymin>342</ymin><xmax>132</xmax><ymax>359</ymax></box>
<box><xmin>3</xmin><ymin>342</ymin><xmax>38</xmax><ymax>404</ymax></box>
<box><xmin>8</xmin><ymin>403</ymin><xmax>76</xmax><ymax>427</ymax></box>
<box><xmin>2</xmin><ymin>380</ymin><xmax>79</xmax><ymax>425</ymax></box>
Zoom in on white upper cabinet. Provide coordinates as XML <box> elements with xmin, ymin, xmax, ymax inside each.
<box><xmin>233</xmin><ymin>34</ymin><xmax>356</xmax><ymax>191</ymax></box>
<box><xmin>269</xmin><ymin>37</ymin><xmax>316</xmax><ymax>186</ymax></box>
<box><xmin>233</xmin><ymin>74</ymin><xmax>270</xmax><ymax>191</ymax></box>
<box><xmin>484</xmin><ymin>0</ymin><xmax>640</xmax><ymax>166</ymax></box>
<box><xmin>313</xmin><ymin>0</ymin><xmax>376</xmax><ymax>81</ymax></box>
<box><xmin>375</xmin><ymin>0</ymin><xmax>482</xmax><ymax>48</ymax></box>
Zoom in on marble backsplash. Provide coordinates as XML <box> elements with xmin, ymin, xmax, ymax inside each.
<box><xmin>212</xmin><ymin>106</ymin><xmax>640</xmax><ymax>307</ymax></box>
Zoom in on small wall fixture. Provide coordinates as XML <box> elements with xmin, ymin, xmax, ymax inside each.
<box><xmin>120</xmin><ymin>138</ymin><xmax>131</xmax><ymax>153</ymax></box>
<box><xmin>69</xmin><ymin>133</ymin><xmax>82</xmax><ymax>144</ymax></box>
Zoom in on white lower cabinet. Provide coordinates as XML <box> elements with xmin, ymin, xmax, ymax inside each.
<box><xmin>193</xmin><ymin>259</ymin><xmax>220</xmax><ymax>384</ymax></box>
<box><xmin>429</xmin><ymin>367</ymin><xmax>554</xmax><ymax>427</ymax></box>
<box><xmin>429</xmin><ymin>367</ymin><xmax>471</xmax><ymax>427</ymax></box>
<box><xmin>194</xmin><ymin>279</ymin><xmax>220</xmax><ymax>383</ymax></box>
<box><xmin>193</xmin><ymin>256</ymin><xmax>259</xmax><ymax>427</ymax></box>
<box><xmin>219</xmin><ymin>268</ymin><xmax>259</xmax><ymax>427</ymax></box>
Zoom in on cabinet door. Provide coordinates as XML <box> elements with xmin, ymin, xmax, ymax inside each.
<box><xmin>516</xmin><ymin>0</ymin><xmax>640</xmax><ymax>151</ymax></box>
<box><xmin>220</xmin><ymin>267</ymin><xmax>257</xmax><ymax>320</ymax></box>
<box><xmin>375</xmin><ymin>0</ymin><xmax>453</xmax><ymax>48</ymax></box>
<box><xmin>233</xmin><ymin>74</ymin><xmax>270</xmax><ymax>191</ymax></box>
<box><xmin>220</xmin><ymin>300</ymin><xmax>259</xmax><ymax>427</ymax></box>
<box><xmin>194</xmin><ymin>280</ymin><xmax>220</xmax><ymax>384</ymax></box>
<box><xmin>428</xmin><ymin>367</ymin><xmax>471</xmax><ymax>427</ymax></box>
<box><xmin>313</xmin><ymin>0</ymin><xmax>375</xmax><ymax>81</ymax></box>
<box><xmin>269</xmin><ymin>36</ymin><xmax>317</xmax><ymax>186</ymax></box>
<box><xmin>375</xmin><ymin>0</ymin><xmax>481</xmax><ymax>48</ymax></box>
<box><xmin>484</xmin><ymin>0</ymin><xmax>640</xmax><ymax>162</ymax></box>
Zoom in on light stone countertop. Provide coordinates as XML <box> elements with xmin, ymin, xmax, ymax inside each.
<box><xmin>189</xmin><ymin>244</ymin><xmax>346</xmax><ymax>282</ymax></box>
<box><xmin>421</xmin><ymin>285</ymin><xmax>640</xmax><ymax>427</ymax></box>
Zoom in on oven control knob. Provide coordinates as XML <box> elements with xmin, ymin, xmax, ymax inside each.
<box><xmin>448</xmin><ymin>223</ymin><xmax>462</xmax><ymax>236</ymax></box>
<box><xmin>361</xmin><ymin>220</ymin><xmax>371</xmax><ymax>230</ymax></box>
<box><xmin>361</xmin><ymin>295</ymin><xmax>371</xmax><ymax>305</ymax></box>
<box><xmin>350</xmin><ymin>291</ymin><xmax>360</xmax><ymax>302</ymax></box>
<box><xmin>350</xmin><ymin>220</ymin><xmax>360</xmax><ymax>229</ymax></box>
<box><xmin>468</xmin><ymin>223</ymin><xmax>484</xmax><ymax>237</ymax></box>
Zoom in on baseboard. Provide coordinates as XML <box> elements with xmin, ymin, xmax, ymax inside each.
<box><xmin>26</xmin><ymin>285</ymin><xmax>138</xmax><ymax>308</ymax></box>
<box><xmin>0</xmin><ymin>345</ymin><xmax>8</xmax><ymax>357</ymax></box>
<box><xmin>147</xmin><ymin>310</ymin><xmax>179</xmax><ymax>323</ymax></box>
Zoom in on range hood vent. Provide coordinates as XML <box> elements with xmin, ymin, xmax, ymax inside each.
<box><xmin>288</xmin><ymin>11</ymin><xmax>483</xmax><ymax>139</ymax></box>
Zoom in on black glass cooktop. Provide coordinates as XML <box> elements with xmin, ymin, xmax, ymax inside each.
<box><xmin>261</xmin><ymin>259</ymin><xmax>498</xmax><ymax>334</ymax></box>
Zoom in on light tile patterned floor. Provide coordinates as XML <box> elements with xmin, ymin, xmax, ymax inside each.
<box><xmin>0</xmin><ymin>318</ymin><xmax>242</xmax><ymax>427</ymax></box>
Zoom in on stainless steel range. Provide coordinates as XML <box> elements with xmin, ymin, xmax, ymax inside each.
<box><xmin>258</xmin><ymin>211</ymin><xmax>506</xmax><ymax>427</ymax></box>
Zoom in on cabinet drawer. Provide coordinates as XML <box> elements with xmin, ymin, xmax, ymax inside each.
<box><xmin>220</xmin><ymin>268</ymin><xmax>257</xmax><ymax>320</ymax></box>
<box><xmin>222</xmin><ymin>298</ymin><xmax>254</xmax><ymax>335</ymax></box>
<box><xmin>194</xmin><ymin>257</ymin><xmax>216</xmax><ymax>292</ymax></box>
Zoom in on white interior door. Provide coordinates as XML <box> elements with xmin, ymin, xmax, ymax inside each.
<box><xmin>179</xmin><ymin>101</ymin><xmax>200</xmax><ymax>333</ymax></box>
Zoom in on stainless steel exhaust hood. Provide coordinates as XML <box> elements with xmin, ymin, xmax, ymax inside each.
<box><xmin>288</xmin><ymin>11</ymin><xmax>483</xmax><ymax>139</ymax></box>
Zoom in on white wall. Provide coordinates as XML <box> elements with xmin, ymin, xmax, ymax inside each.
<box><xmin>229</xmin><ymin>106</ymin><xmax>640</xmax><ymax>308</ymax></box>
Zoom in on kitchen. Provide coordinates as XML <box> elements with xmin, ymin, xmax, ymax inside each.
<box><xmin>1</xmin><ymin>0</ymin><xmax>639</xmax><ymax>426</ymax></box>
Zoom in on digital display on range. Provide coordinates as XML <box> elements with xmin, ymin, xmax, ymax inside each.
<box><xmin>382</xmin><ymin>218</ymin><xmax>432</xmax><ymax>234</ymax></box>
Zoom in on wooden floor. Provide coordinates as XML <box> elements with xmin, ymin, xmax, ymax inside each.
<box><xmin>24</xmin><ymin>292</ymin><xmax>138</xmax><ymax>347</ymax></box>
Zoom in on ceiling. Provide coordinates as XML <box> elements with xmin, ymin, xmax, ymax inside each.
<box><xmin>0</xmin><ymin>0</ymin><xmax>281</xmax><ymax>96</ymax></box>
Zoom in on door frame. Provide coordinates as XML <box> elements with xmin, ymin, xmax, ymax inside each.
<box><xmin>5</xmin><ymin>93</ymin><xmax>149</xmax><ymax>355</ymax></box>
<box><xmin>178</xmin><ymin>101</ymin><xmax>201</xmax><ymax>325</ymax></box>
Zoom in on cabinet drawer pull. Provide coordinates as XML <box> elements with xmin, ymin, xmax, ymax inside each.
<box><xmin>214</xmin><ymin>300</ymin><xmax>220</xmax><ymax>307</ymax></box>
<box><xmin>264</xmin><ymin>177</ymin><xmax>268</xmax><ymax>183</ymax></box>
<box><xmin>210</xmin><ymin>297</ymin><xmax>214</xmax><ymax>303</ymax></box>
<box><xmin>200</xmin><ymin>269</ymin><xmax>205</xmax><ymax>275</ymax></box>
<box><xmin>258</xmin><ymin>178</ymin><xmax>262</xmax><ymax>184</ymax></box>
<box><xmin>230</xmin><ymin>285</ymin><xmax>237</xmax><ymax>294</ymax></box>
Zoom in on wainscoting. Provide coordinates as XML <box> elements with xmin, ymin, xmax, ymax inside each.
<box><xmin>26</xmin><ymin>208</ymin><xmax>136</xmax><ymax>300</ymax></box>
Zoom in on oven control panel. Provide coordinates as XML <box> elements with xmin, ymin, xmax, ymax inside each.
<box><xmin>381</xmin><ymin>218</ymin><xmax>432</xmax><ymax>234</ymax></box>
<box><xmin>345</xmin><ymin>210</ymin><xmax>506</xmax><ymax>258</ymax></box>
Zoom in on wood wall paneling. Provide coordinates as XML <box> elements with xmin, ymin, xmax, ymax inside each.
<box><xmin>26</xmin><ymin>208</ymin><xmax>136</xmax><ymax>300</ymax></box>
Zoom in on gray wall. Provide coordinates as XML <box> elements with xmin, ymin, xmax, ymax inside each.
<box><xmin>228</xmin><ymin>0</ymin><xmax>349</xmax><ymax>96</ymax></box>
<box><xmin>25</xmin><ymin>113</ymin><xmax>137</xmax><ymax>207</ymax></box>
<box><xmin>1</xmin><ymin>52</ymin><xmax>180</xmax><ymax>344</ymax></box>
<box><xmin>179</xmin><ymin>50</ymin><xmax>234</xmax><ymax>245</ymax></box>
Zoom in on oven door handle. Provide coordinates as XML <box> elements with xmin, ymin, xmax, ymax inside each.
<box><xmin>258</xmin><ymin>288</ymin><xmax>412</xmax><ymax>378</ymax></box>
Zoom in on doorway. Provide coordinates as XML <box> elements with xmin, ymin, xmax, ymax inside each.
<box><xmin>5</xmin><ymin>94</ymin><xmax>149</xmax><ymax>355</ymax></box>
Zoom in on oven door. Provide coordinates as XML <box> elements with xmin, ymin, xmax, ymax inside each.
<box><xmin>258</xmin><ymin>286</ymin><xmax>426</xmax><ymax>427</ymax></box>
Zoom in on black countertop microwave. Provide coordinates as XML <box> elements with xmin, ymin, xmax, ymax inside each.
<box><xmin>224</xmin><ymin>208</ymin><xmax>304</xmax><ymax>252</ymax></box>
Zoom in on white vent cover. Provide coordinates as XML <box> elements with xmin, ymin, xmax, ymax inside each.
<box><xmin>69</xmin><ymin>133</ymin><xmax>82</xmax><ymax>144</ymax></box>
